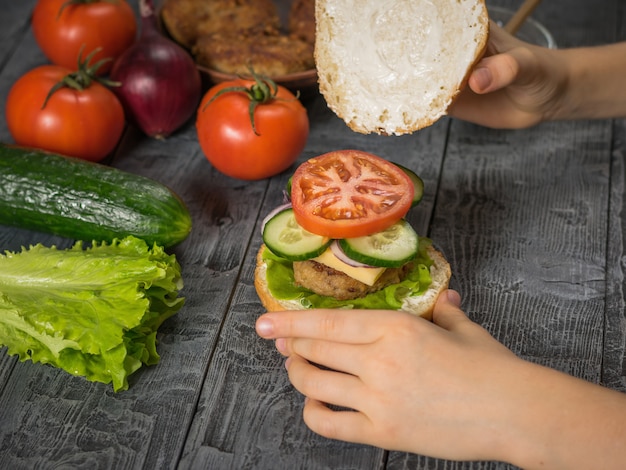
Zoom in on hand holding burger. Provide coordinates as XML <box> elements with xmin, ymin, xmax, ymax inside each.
<box><xmin>256</xmin><ymin>290</ymin><xmax>626</xmax><ymax>469</ymax></box>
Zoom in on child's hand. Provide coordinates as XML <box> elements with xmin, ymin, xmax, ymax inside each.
<box><xmin>256</xmin><ymin>290</ymin><xmax>521</xmax><ymax>462</ymax></box>
<box><xmin>448</xmin><ymin>22</ymin><xmax>567</xmax><ymax>128</ymax></box>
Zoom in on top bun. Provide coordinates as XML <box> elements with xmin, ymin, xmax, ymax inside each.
<box><xmin>315</xmin><ymin>0</ymin><xmax>489</xmax><ymax>135</ymax></box>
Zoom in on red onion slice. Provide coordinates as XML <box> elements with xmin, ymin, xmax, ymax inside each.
<box><xmin>330</xmin><ymin>240</ymin><xmax>377</xmax><ymax>268</ymax></box>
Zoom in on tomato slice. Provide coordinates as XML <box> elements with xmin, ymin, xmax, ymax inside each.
<box><xmin>290</xmin><ymin>150</ymin><xmax>415</xmax><ymax>238</ymax></box>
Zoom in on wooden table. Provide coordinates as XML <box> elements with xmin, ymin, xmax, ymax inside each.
<box><xmin>1</xmin><ymin>1</ymin><xmax>624</xmax><ymax>468</ymax></box>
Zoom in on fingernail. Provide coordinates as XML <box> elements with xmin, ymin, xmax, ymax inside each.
<box><xmin>472</xmin><ymin>67</ymin><xmax>492</xmax><ymax>93</ymax></box>
<box><xmin>256</xmin><ymin>318</ymin><xmax>275</xmax><ymax>337</ymax></box>
<box><xmin>275</xmin><ymin>338</ymin><xmax>287</xmax><ymax>354</ymax></box>
<box><xmin>446</xmin><ymin>289</ymin><xmax>462</xmax><ymax>307</ymax></box>
<box><xmin>284</xmin><ymin>356</ymin><xmax>292</xmax><ymax>370</ymax></box>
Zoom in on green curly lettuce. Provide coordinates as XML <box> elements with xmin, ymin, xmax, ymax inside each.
<box><xmin>0</xmin><ymin>236</ymin><xmax>184</xmax><ymax>391</ymax></box>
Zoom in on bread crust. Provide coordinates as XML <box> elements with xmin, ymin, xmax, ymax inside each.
<box><xmin>315</xmin><ymin>0</ymin><xmax>489</xmax><ymax>135</ymax></box>
<box><xmin>254</xmin><ymin>244</ymin><xmax>451</xmax><ymax>320</ymax></box>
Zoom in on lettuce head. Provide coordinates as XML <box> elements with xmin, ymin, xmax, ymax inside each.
<box><xmin>0</xmin><ymin>236</ymin><xmax>184</xmax><ymax>391</ymax></box>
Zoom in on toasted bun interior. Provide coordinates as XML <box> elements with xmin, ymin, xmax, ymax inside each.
<box><xmin>254</xmin><ymin>244</ymin><xmax>451</xmax><ymax>320</ymax></box>
<box><xmin>315</xmin><ymin>0</ymin><xmax>489</xmax><ymax>135</ymax></box>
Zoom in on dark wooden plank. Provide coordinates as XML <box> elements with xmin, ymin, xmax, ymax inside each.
<box><xmin>0</xmin><ymin>18</ymin><xmax>47</xmax><ymax>144</ymax></box>
<box><xmin>0</xmin><ymin>1</ymin><xmax>36</xmax><ymax>73</ymax></box>
<box><xmin>0</xmin><ymin>0</ymin><xmax>47</xmax><ymax>416</ymax></box>
<box><xmin>0</xmin><ymin>0</ymin><xmax>623</xmax><ymax>469</ymax></box>
<box><xmin>440</xmin><ymin>118</ymin><xmax>612</xmax><ymax>373</ymax></box>
<box><xmin>605</xmin><ymin>117</ymin><xmax>626</xmax><ymax>393</ymax></box>
<box><xmin>603</xmin><ymin>0</ymin><xmax>626</xmax><ymax>394</ymax></box>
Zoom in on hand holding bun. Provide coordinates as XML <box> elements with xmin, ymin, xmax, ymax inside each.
<box><xmin>315</xmin><ymin>0</ymin><xmax>489</xmax><ymax>135</ymax></box>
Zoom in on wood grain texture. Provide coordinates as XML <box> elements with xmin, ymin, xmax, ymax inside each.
<box><xmin>0</xmin><ymin>0</ymin><xmax>624</xmax><ymax>469</ymax></box>
<box><xmin>0</xmin><ymin>1</ymin><xmax>36</xmax><ymax>73</ymax></box>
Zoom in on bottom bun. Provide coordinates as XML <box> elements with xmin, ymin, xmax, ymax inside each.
<box><xmin>254</xmin><ymin>243</ymin><xmax>451</xmax><ymax>320</ymax></box>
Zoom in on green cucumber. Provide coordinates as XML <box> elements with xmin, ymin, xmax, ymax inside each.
<box><xmin>392</xmin><ymin>162</ymin><xmax>424</xmax><ymax>207</ymax></box>
<box><xmin>339</xmin><ymin>219</ymin><xmax>419</xmax><ymax>268</ymax></box>
<box><xmin>0</xmin><ymin>144</ymin><xmax>191</xmax><ymax>248</ymax></box>
<box><xmin>263</xmin><ymin>207</ymin><xmax>331</xmax><ymax>261</ymax></box>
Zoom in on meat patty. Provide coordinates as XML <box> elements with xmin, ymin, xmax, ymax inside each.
<box><xmin>293</xmin><ymin>260</ymin><xmax>414</xmax><ymax>301</ymax></box>
<box><xmin>289</xmin><ymin>0</ymin><xmax>316</xmax><ymax>45</ymax></box>
<box><xmin>161</xmin><ymin>0</ymin><xmax>209</xmax><ymax>48</ymax></box>
<box><xmin>193</xmin><ymin>30</ymin><xmax>314</xmax><ymax>76</ymax></box>
<box><xmin>161</xmin><ymin>0</ymin><xmax>281</xmax><ymax>48</ymax></box>
<box><xmin>161</xmin><ymin>0</ymin><xmax>315</xmax><ymax>77</ymax></box>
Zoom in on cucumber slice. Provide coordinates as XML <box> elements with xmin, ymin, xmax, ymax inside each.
<box><xmin>393</xmin><ymin>162</ymin><xmax>424</xmax><ymax>207</ymax></box>
<box><xmin>262</xmin><ymin>208</ymin><xmax>331</xmax><ymax>261</ymax></box>
<box><xmin>339</xmin><ymin>219</ymin><xmax>419</xmax><ymax>268</ymax></box>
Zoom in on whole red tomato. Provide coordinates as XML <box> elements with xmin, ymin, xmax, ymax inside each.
<box><xmin>32</xmin><ymin>0</ymin><xmax>137</xmax><ymax>75</ymax></box>
<box><xmin>196</xmin><ymin>78</ymin><xmax>309</xmax><ymax>180</ymax></box>
<box><xmin>5</xmin><ymin>65</ymin><xmax>125</xmax><ymax>162</ymax></box>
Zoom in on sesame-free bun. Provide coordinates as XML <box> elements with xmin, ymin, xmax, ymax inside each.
<box><xmin>254</xmin><ymin>244</ymin><xmax>451</xmax><ymax>320</ymax></box>
<box><xmin>315</xmin><ymin>0</ymin><xmax>489</xmax><ymax>135</ymax></box>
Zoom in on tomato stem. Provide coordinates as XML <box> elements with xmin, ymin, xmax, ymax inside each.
<box><xmin>41</xmin><ymin>47</ymin><xmax>120</xmax><ymax>110</ymax></box>
<box><xmin>202</xmin><ymin>65</ymin><xmax>298</xmax><ymax>136</ymax></box>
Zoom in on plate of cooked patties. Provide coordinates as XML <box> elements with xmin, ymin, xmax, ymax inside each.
<box><xmin>160</xmin><ymin>0</ymin><xmax>317</xmax><ymax>95</ymax></box>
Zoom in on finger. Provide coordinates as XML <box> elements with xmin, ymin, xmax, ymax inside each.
<box><xmin>286</xmin><ymin>354</ymin><xmax>364</xmax><ymax>411</ymax></box>
<box><xmin>256</xmin><ymin>309</ymin><xmax>387</xmax><ymax>343</ymax></box>
<box><xmin>286</xmin><ymin>337</ymin><xmax>367</xmax><ymax>375</ymax></box>
<box><xmin>302</xmin><ymin>398</ymin><xmax>374</xmax><ymax>445</ymax></box>
<box><xmin>468</xmin><ymin>53</ymin><xmax>520</xmax><ymax>94</ymax></box>
<box><xmin>469</xmin><ymin>21</ymin><xmax>535</xmax><ymax>94</ymax></box>
<box><xmin>432</xmin><ymin>289</ymin><xmax>472</xmax><ymax>331</ymax></box>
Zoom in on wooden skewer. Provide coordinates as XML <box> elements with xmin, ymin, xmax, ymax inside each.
<box><xmin>504</xmin><ymin>0</ymin><xmax>543</xmax><ymax>34</ymax></box>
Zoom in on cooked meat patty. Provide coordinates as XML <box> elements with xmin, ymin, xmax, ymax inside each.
<box><xmin>196</xmin><ymin>0</ymin><xmax>281</xmax><ymax>37</ymax></box>
<box><xmin>288</xmin><ymin>0</ymin><xmax>316</xmax><ymax>45</ymax></box>
<box><xmin>161</xmin><ymin>0</ymin><xmax>315</xmax><ymax>77</ymax></box>
<box><xmin>193</xmin><ymin>30</ymin><xmax>314</xmax><ymax>76</ymax></box>
<box><xmin>293</xmin><ymin>260</ymin><xmax>414</xmax><ymax>301</ymax></box>
<box><xmin>161</xmin><ymin>0</ymin><xmax>209</xmax><ymax>48</ymax></box>
<box><xmin>161</xmin><ymin>0</ymin><xmax>280</xmax><ymax>48</ymax></box>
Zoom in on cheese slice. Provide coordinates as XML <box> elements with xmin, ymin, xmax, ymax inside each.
<box><xmin>312</xmin><ymin>248</ymin><xmax>386</xmax><ymax>286</ymax></box>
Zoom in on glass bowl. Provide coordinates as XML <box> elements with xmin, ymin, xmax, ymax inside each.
<box><xmin>488</xmin><ymin>5</ymin><xmax>557</xmax><ymax>49</ymax></box>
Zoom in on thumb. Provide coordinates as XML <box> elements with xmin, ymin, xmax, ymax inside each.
<box><xmin>432</xmin><ymin>289</ymin><xmax>470</xmax><ymax>330</ymax></box>
<box><xmin>468</xmin><ymin>52</ymin><xmax>521</xmax><ymax>94</ymax></box>
<box><xmin>468</xmin><ymin>21</ymin><xmax>534</xmax><ymax>94</ymax></box>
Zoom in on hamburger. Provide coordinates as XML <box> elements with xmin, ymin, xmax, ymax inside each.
<box><xmin>254</xmin><ymin>150</ymin><xmax>451</xmax><ymax>320</ymax></box>
<box><xmin>314</xmin><ymin>0</ymin><xmax>489</xmax><ymax>135</ymax></box>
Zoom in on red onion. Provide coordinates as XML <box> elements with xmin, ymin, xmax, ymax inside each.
<box><xmin>110</xmin><ymin>0</ymin><xmax>202</xmax><ymax>139</ymax></box>
<box><xmin>330</xmin><ymin>241</ymin><xmax>377</xmax><ymax>268</ymax></box>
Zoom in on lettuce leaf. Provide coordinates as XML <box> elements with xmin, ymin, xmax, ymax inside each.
<box><xmin>264</xmin><ymin>237</ymin><xmax>434</xmax><ymax>309</ymax></box>
<box><xmin>0</xmin><ymin>236</ymin><xmax>184</xmax><ymax>391</ymax></box>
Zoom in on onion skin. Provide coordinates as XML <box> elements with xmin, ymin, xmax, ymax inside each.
<box><xmin>110</xmin><ymin>0</ymin><xmax>202</xmax><ymax>139</ymax></box>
